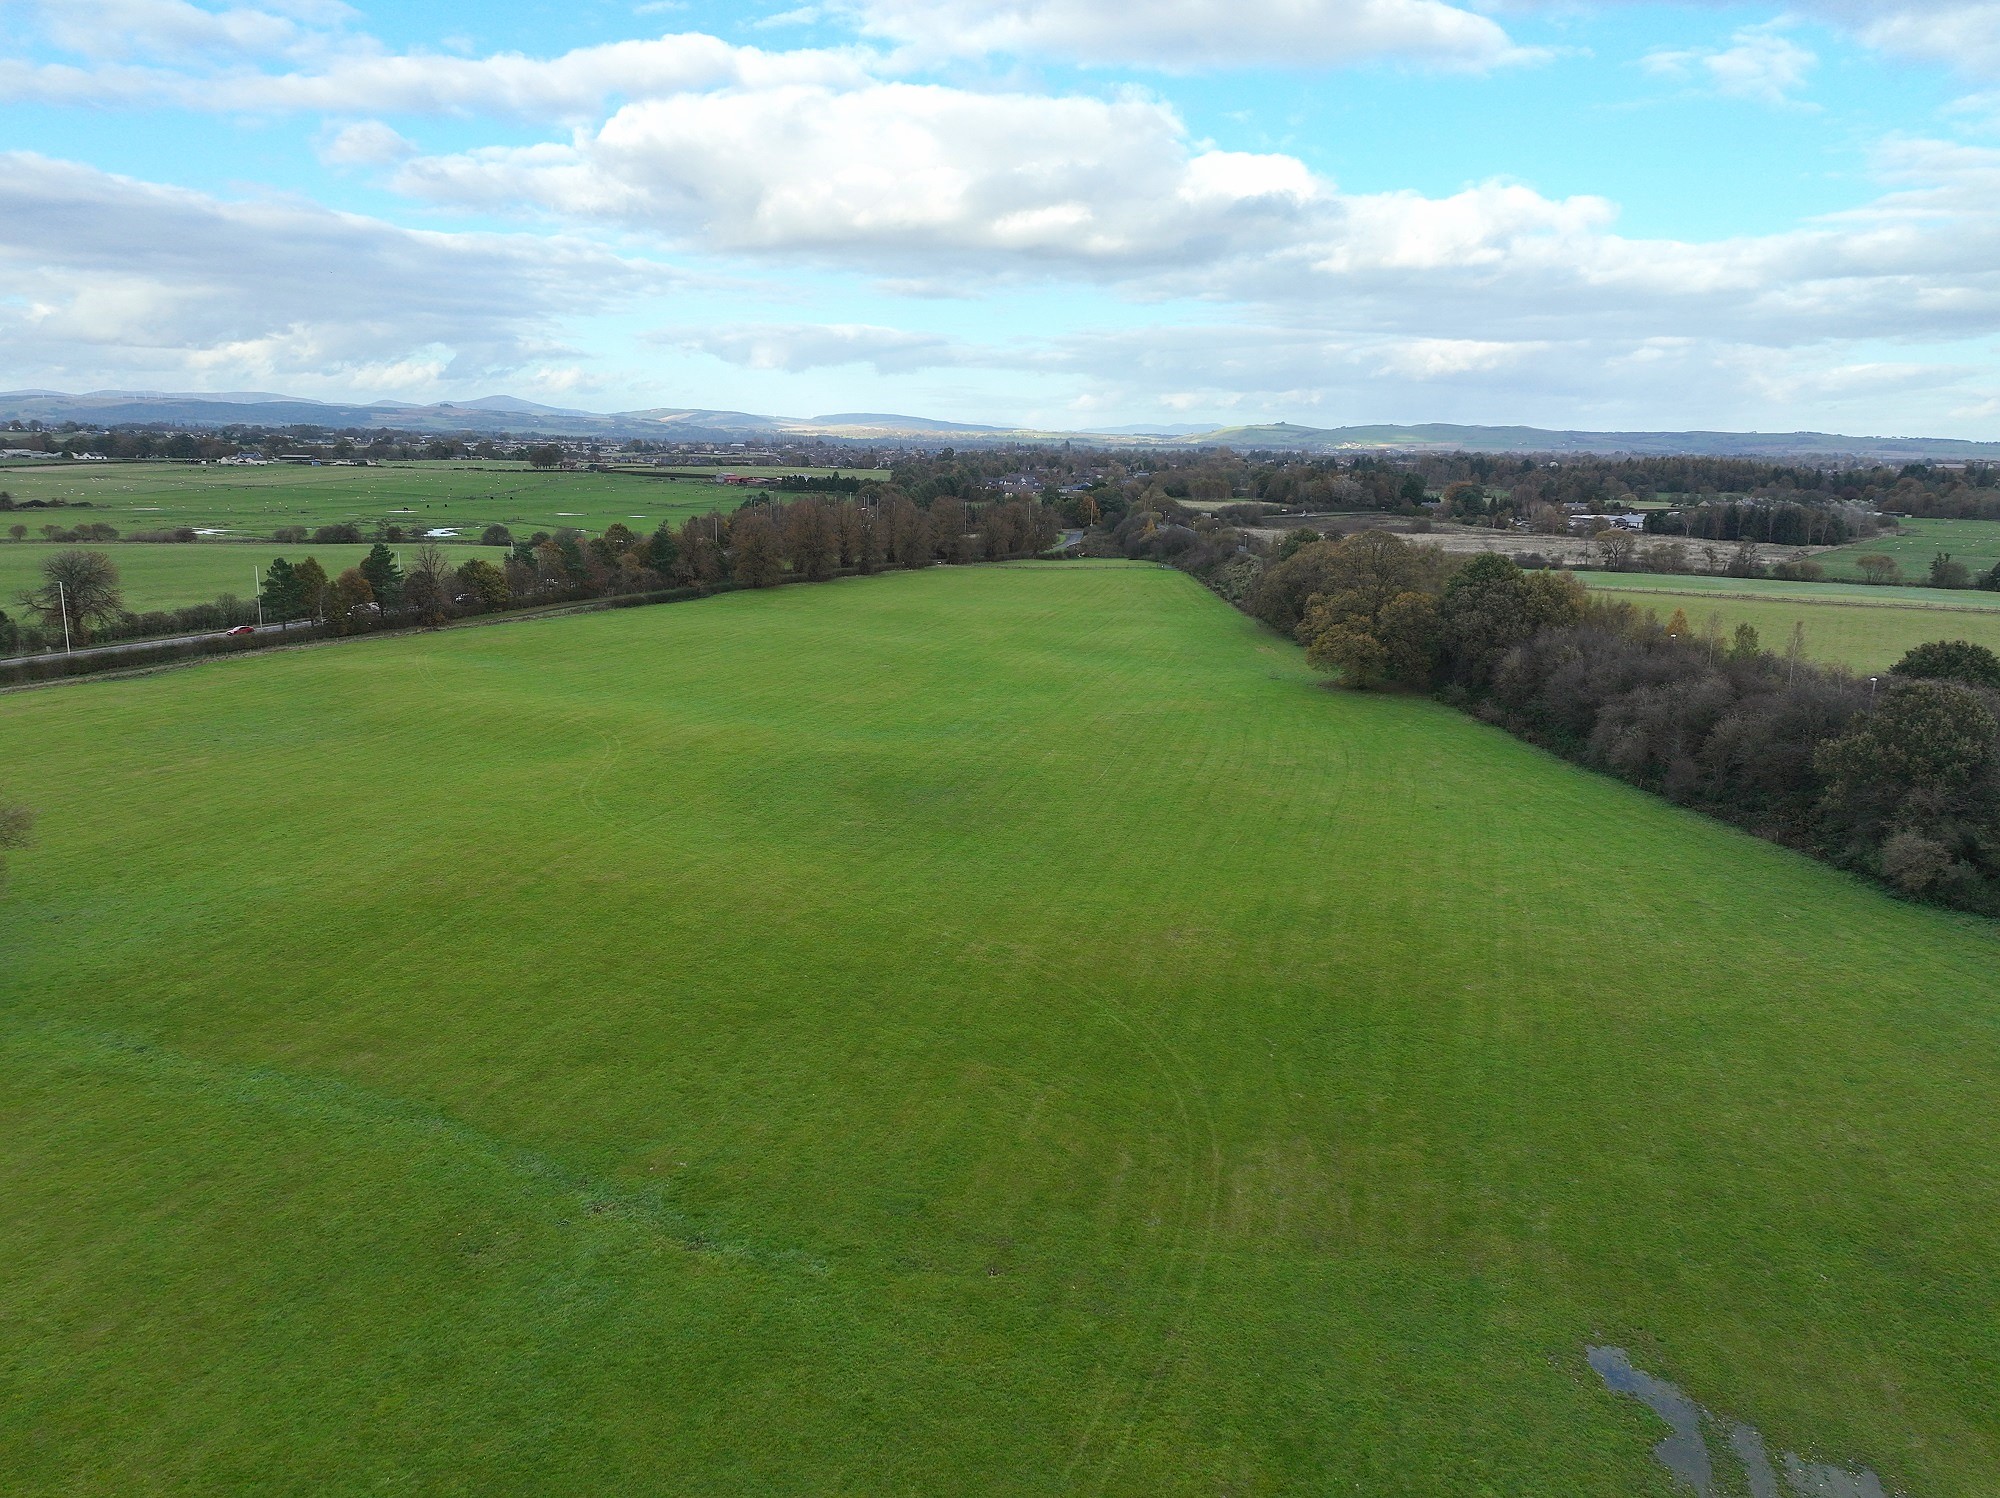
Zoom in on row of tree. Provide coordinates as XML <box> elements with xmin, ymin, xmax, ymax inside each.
<box><xmin>4</xmin><ymin>492</ymin><xmax>1065</xmax><ymax>652</ymax></box>
<box><xmin>1233</xmin><ymin>530</ymin><xmax>2000</xmax><ymax>914</ymax></box>
<box><xmin>1083</xmin><ymin>498</ymin><xmax>2000</xmax><ymax>915</ymax></box>
<box><xmin>253</xmin><ymin>494</ymin><xmax>1061</xmax><ymax>626</ymax></box>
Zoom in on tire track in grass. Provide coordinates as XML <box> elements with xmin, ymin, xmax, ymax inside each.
<box><xmin>2</xmin><ymin>1020</ymin><xmax>831</xmax><ymax>1276</ymax></box>
<box><xmin>1030</xmin><ymin>941</ymin><xmax>1221</xmax><ymax>1497</ymax></box>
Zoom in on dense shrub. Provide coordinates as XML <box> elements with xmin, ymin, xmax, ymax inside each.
<box><xmin>1893</xmin><ymin>640</ymin><xmax>2000</xmax><ymax>691</ymax></box>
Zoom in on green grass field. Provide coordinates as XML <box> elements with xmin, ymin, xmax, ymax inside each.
<box><xmin>0</xmin><ymin>460</ymin><xmax>874</xmax><ymax>540</ymax></box>
<box><xmin>0</xmin><ymin>541</ymin><xmax>398</xmax><ymax>614</ymax></box>
<box><xmin>4</xmin><ymin>563</ymin><xmax>1997</xmax><ymax>1493</ymax></box>
<box><xmin>1577</xmin><ymin>569</ymin><xmax>2000</xmax><ymax>609</ymax></box>
<box><xmin>1591</xmin><ymin>581</ymin><xmax>2000</xmax><ymax>671</ymax></box>
<box><xmin>1816</xmin><ymin>516</ymin><xmax>2000</xmax><ymax>583</ymax></box>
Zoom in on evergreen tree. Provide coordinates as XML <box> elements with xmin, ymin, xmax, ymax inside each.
<box><xmin>359</xmin><ymin>543</ymin><xmax>404</xmax><ymax>610</ymax></box>
<box><xmin>646</xmin><ymin>523</ymin><xmax>680</xmax><ymax>576</ymax></box>
<box><xmin>260</xmin><ymin>558</ymin><xmax>305</xmax><ymax>624</ymax></box>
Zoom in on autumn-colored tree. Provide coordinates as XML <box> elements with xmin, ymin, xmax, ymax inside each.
<box><xmin>1594</xmin><ymin>530</ymin><xmax>1637</xmax><ymax>571</ymax></box>
<box><xmin>1288</xmin><ymin>532</ymin><xmax>1448</xmax><ymax>689</ymax></box>
<box><xmin>455</xmin><ymin>557</ymin><xmax>510</xmax><ymax>611</ymax></box>
<box><xmin>332</xmin><ymin>568</ymin><xmax>375</xmax><ymax>631</ymax></box>
<box><xmin>293</xmin><ymin>557</ymin><xmax>331</xmax><ymax>622</ymax></box>
<box><xmin>1305</xmin><ymin>589</ymin><xmax>1440</xmax><ymax>689</ymax></box>
<box><xmin>731</xmin><ymin>510</ymin><xmax>783</xmax><ymax>587</ymax></box>
<box><xmin>674</xmin><ymin>514</ymin><xmax>727</xmax><ymax>588</ymax></box>
<box><xmin>784</xmin><ymin>499</ymin><xmax>838</xmax><ymax>581</ymax></box>
<box><xmin>931</xmin><ymin>497</ymin><xmax>968</xmax><ymax>564</ymax></box>
<box><xmin>853</xmin><ymin>501</ymin><xmax>883</xmax><ymax>574</ymax></box>
<box><xmin>889</xmin><ymin>497</ymin><xmax>933</xmax><ymax>569</ymax></box>
<box><xmin>1440</xmin><ymin>481</ymin><xmax>1486</xmax><ymax>520</ymax></box>
<box><xmin>1665</xmin><ymin>608</ymin><xmax>1690</xmax><ymax>637</ymax></box>
<box><xmin>1527</xmin><ymin>502</ymin><xmax>1569</xmax><ymax>535</ymax></box>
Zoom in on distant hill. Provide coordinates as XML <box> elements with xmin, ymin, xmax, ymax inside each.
<box><xmin>808</xmin><ymin>412</ymin><xmax>1009</xmax><ymax>434</ymax></box>
<box><xmin>2</xmin><ymin>390</ymin><xmax>1996</xmax><ymax>459</ymax></box>
<box><xmin>1195</xmin><ymin>421</ymin><xmax>2000</xmax><ymax>460</ymax></box>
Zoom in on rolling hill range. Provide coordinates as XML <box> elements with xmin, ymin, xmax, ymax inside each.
<box><xmin>3</xmin><ymin>564</ymin><xmax>1996</xmax><ymax>1493</ymax></box>
<box><xmin>5</xmin><ymin>388</ymin><xmax>1999</xmax><ymax>457</ymax></box>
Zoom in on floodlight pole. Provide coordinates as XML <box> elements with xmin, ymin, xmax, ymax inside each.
<box><xmin>57</xmin><ymin>579</ymin><xmax>71</xmax><ymax>654</ymax></box>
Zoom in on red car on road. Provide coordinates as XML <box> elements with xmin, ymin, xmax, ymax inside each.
<box><xmin>224</xmin><ymin>625</ymin><xmax>257</xmax><ymax>637</ymax></box>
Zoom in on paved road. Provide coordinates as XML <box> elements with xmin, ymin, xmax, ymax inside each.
<box><xmin>0</xmin><ymin>621</ymin><xmax>298</xmax><ymax>672</ymax></box>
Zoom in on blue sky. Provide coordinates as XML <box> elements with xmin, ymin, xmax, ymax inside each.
<box><xmin>4</xmin><ymin>0</ymin><xmax>2000</xmax><ymax>434</ymax></box>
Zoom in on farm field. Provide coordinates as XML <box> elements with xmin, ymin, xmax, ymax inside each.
<box><xmin>1576</xmin><ymin>569</ymin><xmax>2000</xmax><ymax>609</ymax></box>
<box><xmin>0</xmin><ymin>541</ymin><xmax>396</xmax><ymax>614</ymax></box>
<box><xmin>4</xmin><ymin>564</ymin><xmax>1998</xmax><ymax>1493</ymax></box>
<box><xmin>1590</xmin><ymin>582</ymin><xmax>2000</xmax><ymax>671</ymax></box>
<box><xmin>1816</xmin><ymin>516</ymin><xmax>2000</xmax><ymax>583</ymax></box>
<box><xmin>0</xmin><ymin>460</ymin><xmax>877</xmax><ymax>539</ymax></box>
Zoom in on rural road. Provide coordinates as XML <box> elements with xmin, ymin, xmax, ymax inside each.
<box><xmin>0</xmin><ymin>621</ymin><xmax>296</xmax><ymax>671</ymax></box>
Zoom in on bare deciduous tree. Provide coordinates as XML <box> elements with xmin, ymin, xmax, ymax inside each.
<box><xmin>23</xmin><ymin>549</ymin><xmax>124</xmax><ymax>643</ymax></box>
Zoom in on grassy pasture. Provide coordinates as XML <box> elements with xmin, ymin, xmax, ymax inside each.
<box><xmin>1576</xmin><ymin>569</ymin><xmax>2000</xmax><ymax>609</ymax></box>
<box><xmin>0</xmin><ymin>541</ymin><xmax>394</xmax><ymax>613</ymax></box>
<box><xmin>1816</xmin><ymin>516</ymin><xmax>2000</xmax><ymax>583</ymax></box>
<box><xmin>1590</xmin><ymin>580</ymin><xmax>2000</xmax><ymax>671</ymax></box>
<box><xmin>0</xmin><ymin>460</ymin><xmax>875</xmax><ymax>539</ymax></box>
<box><xmin>3</xmin><ymin>563</ymin><xmax>1998</xmax><ymax>1493</ymax></box>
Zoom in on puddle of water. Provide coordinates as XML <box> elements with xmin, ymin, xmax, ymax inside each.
<box><xmin>1589</xmin><ymin>1346</ymin><xmax>1713</xmax><ymax>1494</ymax></box>
<box><xmin>1588</xmin><ymin>1347</ymin><xmax>1891</xmax><ymax>1498</ymax></box>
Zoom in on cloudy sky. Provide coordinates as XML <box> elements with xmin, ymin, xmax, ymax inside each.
<box><xmin>4</xmin><ymin>0</ymin><xmax>2000</xmax><ymax>433</ymax></box>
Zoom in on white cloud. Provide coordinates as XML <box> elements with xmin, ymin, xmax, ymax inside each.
<box><xmin>315</xmin><ymin>119</ymin><xmax>415</xmax><ymax>167</ymax></box>
<box><xmin>850</xmin><ymin>0</ymin><xmax>1538</xmax><ymax>71</ymax></box>
<box><xmin>0</xmin><ymin>23</ymin><xmax>873</xmax><ymax>120</ymax></box>
<box><xmin>395</xmin><ymin>83</ymin><xmax>1325</xmax><ymax>269</ymax></box>
<box><xmin>1377</xmin><ymin>337</ymin><xmax>1543</xmax><ymax>378</ymax></box>
<box><xmin>382</xmin><ymin>69</ymin><xmax>2000</xmax><ymax>362</ymax></box>
<box><xmin>1003</xmin><ymin>321</ymin><xmax>1997</xmax><ymax>431</ymax></box>
<box><xmin>1793</xmin><ymin>2</ymin><xmax>2000</xmax><ymax>77</ymax></box>
<box><xmin>657</xmin><ymin>321</ymin><xmax>973</xmax><ymax>372</ymax></box>
<box><xmin>0</xmin><ymin>152</ymin><xmax>672</xmax><ymax>390</ymax></box>
<box><xmin>1644</xmin><ymin>25</ymin><xmax>1817</xmax><ymax>105</ymax></box>
<box><xmin>18</xmin><ymin>0</ymin><xmax>350</xmax><ymax>62</ymax></box>
<box><xmin>1568</xmin><ymin>1</ymin><xmax>2000</xmax><ymax>80</ymax></box>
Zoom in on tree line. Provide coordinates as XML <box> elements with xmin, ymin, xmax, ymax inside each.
<box><xmin>5</xmin><ymin>493</ymin><xmax>1064</xmax><ymax>653</ymax></box>
<box><xmin>1090</xmin><ymin>499</ymin><xmax>2000</xmax><ymax>916</ymax></box>
<box><xmin>1261</xmin><ymin>534</ymin><xmax>2000</xmax><ymax>913</ymax></box>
